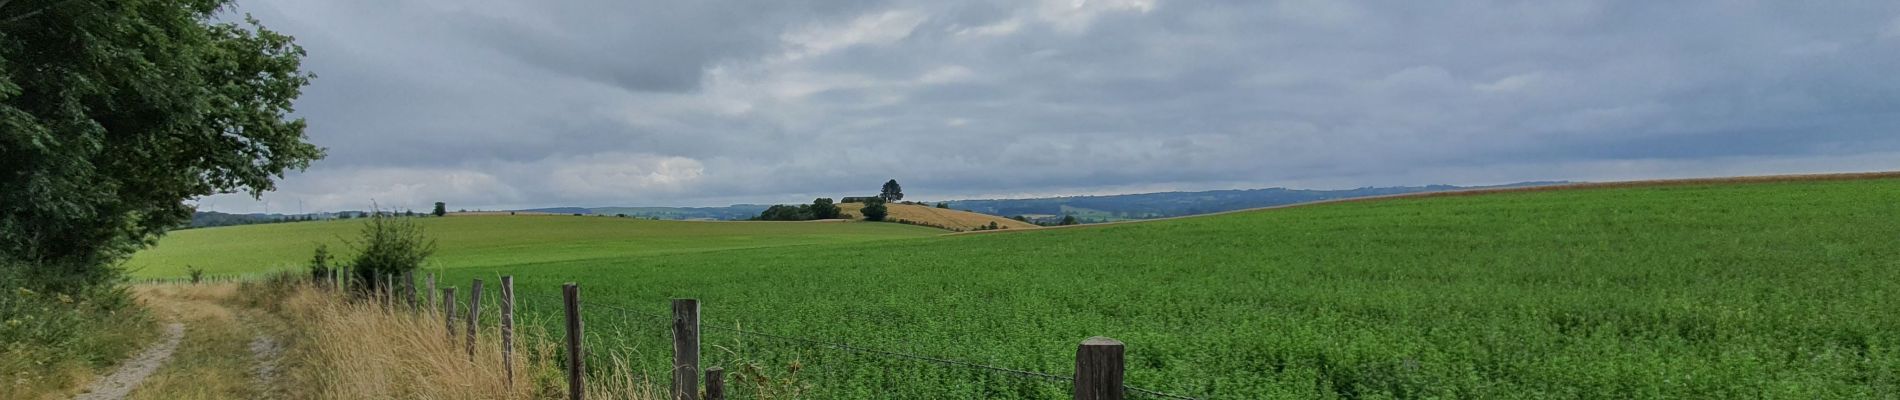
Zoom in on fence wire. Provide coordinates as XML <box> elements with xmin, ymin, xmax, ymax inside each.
<box><xmin>508</xmin><ymin>293</ymin><xmax>1201</xmax><ymax>399</ymax></box>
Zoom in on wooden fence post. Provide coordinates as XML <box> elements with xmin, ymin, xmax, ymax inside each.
<box><xmin>500</xmin><ymin>276</ymin><xmax>516</xmax><ymax>389</ymax></box>
<box><xmin>563</xmin><ymin>283</ymin><xmax>584</xmax><ymax>400</ymax></box>
<box><xmin>444</xmin><ymin>287</ymin><xmax>457</xmax><ymax>339</ymax></box>
<box><xmin>1074</xmin><ymin>337</ymin><xmax>1125</xmax><ymax>400</ymax></box>
<box><xmin>704</xmin><ymin>367</ymin><xmax>725</xmax><ymax>400</ymax></box>
<box><xmin>403</xmin><ymin>270</ymin><xmax>417</xmax><ymax>310</ymax></box>
<box><xmin>466</xmin><ymin>279</ymin><xmax>484</xmax><ymax>361</ymax></box>
<box><xmin>671</xmin><ymin>298</ymin><xmax>700</xmax><ymax>400</ymax></box>
<box><xmin>425</xmin><ymin>273</ymin><xmax>437</xmax><ymax>314</ymax></box>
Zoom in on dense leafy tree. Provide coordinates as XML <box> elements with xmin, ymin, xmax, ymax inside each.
<box><xmin>880</xmin><ymin>180</ymin><xmax>904</xmax><ymax>202</ymax></box>
<box><xmin>433</xmin><ymin>202</ymin><xmax>446</xmax><ymax>217</ymax></box>
<box><xmin>810</xmin><ymin>198</ymin><xmax>841</xmax><ymax>220</ymax></box>
<box><xmin>861</xmin><ymin>198</ymin><xmax>890</xmax><ymax>221</ymax></box>
<box><xmin>0</xmin><ymin>0</ymin><xmax>319</xmax><ymax>288</ymax></box>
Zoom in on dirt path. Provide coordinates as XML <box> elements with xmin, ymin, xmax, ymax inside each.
<box><xmin>72</xmin><ymin>323</ymin><xmax>185</xmax><ymax>400</ymax></box>
<box><xmin>248</xmin><ymin>332</ymin><xmax>283</xmax><ymax>395</ymax></box>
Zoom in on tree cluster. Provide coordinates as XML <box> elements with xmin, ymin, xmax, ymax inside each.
<box><xmin>753</xmin><ymin>198</ymin><xmax>844</xmax><ymax>221</ymax></box>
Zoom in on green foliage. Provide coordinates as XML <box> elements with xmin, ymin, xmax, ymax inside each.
<box><xmin>880</xmin><ymin>179</ymin><xmax>904</xmax><ymax>202</ymax></box>
<box><xmin>442</xmin><ymin>178</ymin><xmax>1900</xmax><ymax>399</ymax></box>
<box><xmin>346</xmin><ymin>209</ymin><xmax>436</xmax><ymax>291</ymax></box>
<box><xmin>755</xmin><ymin>198</ymin><xmax>844</xmax><ymax>221</ymax></box>
<box><xmin>936</xmin><ymin>202</ymin><xmax>950</xmax><ymax>209</ymax></box>
<box><xmin>810</xmin><ymin>198</ymin><xmax>841</xmax><ymax>220</ymax></box>
<box><xmin>433</xmin><ymin>202</ymin><xmax>447</xmax><ymax>217</ymax></box>
<box><xmin>0</xmin><ymin>262</ymin><xmax>153</xmax><ymax>396</ymax></box>
<box><xmin>0</xmin><ymin>0</ymin><xmax>320</xmax><ymax>288</ymax></box>
<box><xmin>859</xmin><ymin>198</ymin><xmax>889</xmax><ymax>221</ymax></box>
<box><xmin>1058</xmin><ymin>215</ymin><xmax>1079</xmax><ymax>226</ymax></box>
<box><xmin>307</xmin><ymin>244</ymin><xmax>332</xmax><ymax>280</ymax></box>
<box><xmin>755</xmin><ymin>204</ymin><xmax>813</xmax><ymax>221</ymax></box>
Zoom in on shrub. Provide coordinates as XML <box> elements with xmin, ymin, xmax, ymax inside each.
<box><xmin>860</xmin><ymin>198</ymin><xmax>890</xmax><ymax>221</ymax></box>
<box><xmin>346</xmin><ymin>209</ymin><xmax>436</xmax><ymax>294</ymax></box>
<box><xmin>308</xmin><ymin>244</ymin><xmax>333</xmax><ymax>281</ymax></box>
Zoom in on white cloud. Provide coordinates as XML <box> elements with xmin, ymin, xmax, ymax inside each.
<box><xmin>780</xmin><ymin>10</ymin><xmax>927</xmax><ymax>60</ymax></box>
<box><xmin>1034</xmin><ymin>0</ymin><xmax>1156</xmax><ymax>33</ymax></box>
<box><xmin>545</xmin><ymin>154</ymin><xmax>706</xmax><ymax>199</ymax></box>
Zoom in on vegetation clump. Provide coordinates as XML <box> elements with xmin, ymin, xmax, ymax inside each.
<box><xmin>345</xmin><ymin>210</ymin><xmax>436</xmax><ymax>292</ymax></box>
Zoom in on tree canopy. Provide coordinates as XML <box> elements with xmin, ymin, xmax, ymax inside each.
<box><xmin>880</xmin><ymin>179</ymin><xmax>904</xmax><ymax>202</ymax></box>
<box><xmin>860</xmin><ymin>198</ymin><xmax>890</xmax><ymax>221</ymax></box>
<box><xmin>0</xmin><ymin>0</ymin><xmax>320</xmax><ymax>287</ymax></box>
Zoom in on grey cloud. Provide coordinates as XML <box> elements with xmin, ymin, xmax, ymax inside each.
<box><xmin>202</xmin><ymin>0</ymin><xmax>1900</xmax><ymax>213</ymax></box>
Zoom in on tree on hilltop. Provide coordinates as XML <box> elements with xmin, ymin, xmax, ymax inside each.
<box><xmin>811</xmin><ymin>198</ymin><xmax>841</xmax><ymax>219</ymax></box>
<box><xmin>880</xmin><ymin>180</ymin><xmax>904</xmax><ymax>202</ymax></box>
<box><xmin>433</xmin><ymin>202</ymin><xmax>447</xmax><ymax>217</ymax></box>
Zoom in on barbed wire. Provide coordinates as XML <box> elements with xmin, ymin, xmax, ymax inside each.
<box><xmin>505</xmin><ymin>292</ymin><xmax>1201</xmax><ymax>399</ymax></box>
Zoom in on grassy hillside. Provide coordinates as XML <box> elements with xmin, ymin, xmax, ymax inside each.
<box><xmin>838</xmin><ymin>202</ymin><xmax>1040</xmax><ymax>231</ymax></box>
<box><xmin>435</xmin><ymin>177</ymin><xmax>1900</xmax><ymax>399</ymax></box>
<box><xmin>124</xmin><ymin>215</ymin><xmax>942</xmax><ymax>278</ymax></box>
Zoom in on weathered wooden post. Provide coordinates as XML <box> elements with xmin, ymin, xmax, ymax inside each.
<box><xmin>563</xmin><ymin>283</ymin><xmax>584</xmax><ymax>400</ymax></box>
<box><xmin>425</xmin><ymin>273</ymin><xmax>437</xmax><ymax>314</ymax></box>
<box><xmin>403</xmin><ymin>270</ymin><xmax>417</xmax><ymax>310</ymax></box>
<box><xmin>500</xmin><ymin>276</ymin><xmax>516</xmax><ymax>389</ymax></box>
<box><xmin>443</xmin><ymin>287</ymin><xmax>457</xmax><ymax>339</ymax></box>
<box><xmin>466</xmin><ymin>279</ymin><xmax>484</xmax><ymax>361</ymax></box>
<box><xmin>671</xmin><ymin>298</ymin><xmax>700</xmax><ymax>400</ymax></box>
<box><xmin>1074</xmin><ymin>337</ymin><xmax>1125</xmax><ymax>400</ymax></box>
<box><xmin>704</xmin><ymin>367</ymin><xmax>725</xmax><ymax>400</ymax></box>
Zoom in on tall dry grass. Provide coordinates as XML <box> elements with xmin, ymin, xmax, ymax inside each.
<box><xmin>269</xmin><ymin>282</ymin><xmax>659</xmax><ymax>400</ymax></box>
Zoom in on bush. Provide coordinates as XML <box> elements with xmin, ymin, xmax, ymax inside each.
<box><xmin>347</xmin><ymin>209</ymin><xmax>436</xmax><ymax>293</ymax></box>
<box><xmin>0</xmin><ymin>263</ymin><xmax>153</xmax><ymax>398</ymax></box>
<box><xmin>860</xmin><ymin>198</ymin><xmax>889</xmax><ymax>221</ymax></box>
<box><xmin>308</xmin><ymin>244</ymin><xmax>333</xmax><ymax>281</ymax></box>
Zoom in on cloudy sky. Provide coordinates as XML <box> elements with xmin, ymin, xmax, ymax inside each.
<box><xmin>199</xmin><ymin>0</ymin><xmax>1900</xmax><ymax>213</ymax></box>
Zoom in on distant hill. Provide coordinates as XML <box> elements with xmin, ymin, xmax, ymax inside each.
<box><xmin>837</xmin><ymin>203</ymin><xmax>1038</xmax><ymax>231</ymax></box>
<box><xmin>588</xmin><ymin>205</ymin><xmax>770</xmax><ymax>220</ymax></box>
<box><xmin>941</xmin><ymin>182</ymin><xmax>1566</xmax><ymax>223</ymax></box>
<box><xmin>517</xmin><ymin>182</ymin><xmax>1568</xmax><ymax>224</ymax></box>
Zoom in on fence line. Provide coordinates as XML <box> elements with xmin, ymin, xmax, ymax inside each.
<box><xmin>519</xmin><ymin>291</ymin><xmax>1200</xmax><ymax>399</ymax></box>
<box><xmin>165</xmin><ymin>273</ymin><xmax>1202</xmax><ymax>399</ymax></box>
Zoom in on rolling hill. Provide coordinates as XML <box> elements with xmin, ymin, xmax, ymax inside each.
<box><xmin>836</xmin><ymin>202</ymin><xmax>1039</xmax><ymax>231</ymax></box>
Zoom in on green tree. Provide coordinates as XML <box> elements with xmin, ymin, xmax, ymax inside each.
<box><xmin>1059</xmin><ymin>215</ymin><xmax>1080</xmax><ymax>226</ymax></box>
<box><xmin>810</xmin><ymin>198</ymin><xmax>841</xmax><ymax>219</ymax></box>
<box><xmin>308</xmin><ymin>243</ymin><xmax>332</xmax><ymax>280</ymax></box>
<box><xmin>433</xmin><ymin>202</ymin><xmax>446</xmax><ymax>217</ymax></box>
<box><xmin>936</xmin><ymin>202</ymin><xmax>949</xmax><ymax>209</ymax></box>
<box><xmin>0</xmin><ymin>1</ymin><xmax>320</xmax><ymax>288</ymax></box>
<box><xmin>348</xmin><ymin>208</ymin><xmax>436</xmax><ymax>292</ymax></box>
<box><xmin>880</xmin><ymin>179</ymin><xmax>904</xmax><ymax>202</ymax></box>
<box><xmin>861</xmin><ymin>198</ymin><xmax>890</xmax><ymax>221</ymax></box>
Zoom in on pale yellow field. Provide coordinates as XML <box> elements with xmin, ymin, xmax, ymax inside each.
<box><xmin>837</xmin><ymin>202</ymin><xmax>1040</xmax><ymax>231</ymax></box>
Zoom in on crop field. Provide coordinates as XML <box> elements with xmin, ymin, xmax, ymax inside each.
<box><xmin>124</xmin><ymin>215</ymin><xmax>942</xmax><ymax>278</ymax></box>
<box><xmin>134</xmin><ymin>177</ymin><xmax>1900</xmax><ymax>398</ymax></box>
<box><xmin>838</xmin><ymin>202</ymin><xmax>1041</xmax><ymax>231</ymax></box>
<box><xmin>440</xmin><ymin>178</ymin><xmax>1900</xmax><ymax>399</ymax></box>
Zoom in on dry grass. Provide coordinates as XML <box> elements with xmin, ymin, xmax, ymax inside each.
<box><xmin>270</xmin><ymin>282</ymin><xmax>660</xmax><ymax>400</ymax></box>
<box><xmin>838</xmin><ymin>202</ymin><xmax>1039</xmax><ymax>231</ymax></box>
<box><xmin>127</xmin><ymin>283</ymin><xmax>260</xmax><ymax>400</ymax></box>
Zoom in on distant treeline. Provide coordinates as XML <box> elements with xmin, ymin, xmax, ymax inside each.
<box><xmin>944</xmin><ymin>182</ymin><xmax>1566</xmax><ymax>222</ymax></box>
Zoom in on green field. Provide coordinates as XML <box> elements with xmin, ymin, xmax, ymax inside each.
<box><xmin>137</xmin><ymin>178</ymin><xmax>1900</xmax><ymax>398</ymax></box>
<box><xmin>124</xmin><ymin>216</ymin><xmax>943</xmax><ymax>278</ymax></box>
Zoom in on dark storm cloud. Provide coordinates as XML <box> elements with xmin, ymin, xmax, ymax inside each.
<box><xmin>201</xmin><ymin>0</ymin><xmax>1900</xmax><ymax>213</ymax></box>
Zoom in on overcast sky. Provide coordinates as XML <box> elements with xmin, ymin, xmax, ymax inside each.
<box><xmin>198</xmin><ymin>0</ymin><xmax>1900</xmax><ymax>213</ymax></box>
